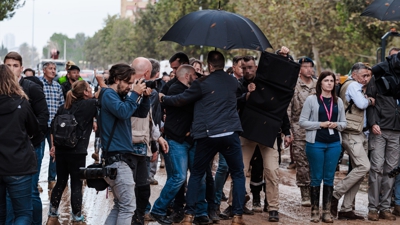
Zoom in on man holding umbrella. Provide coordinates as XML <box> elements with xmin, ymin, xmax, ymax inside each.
<box><xmin>160</xmin><ymin>51</ymin><xmax>246</xmax><ymax>225</ymax></box>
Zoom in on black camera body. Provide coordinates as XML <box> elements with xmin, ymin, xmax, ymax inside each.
<box><xmin>79</xmin><ymin>164</ymin><xmax>117</xmax><ymax>180</ymax></box>
<box><xmin>143</xmin><ymin>78</ymin><xmax>163</xmax><ymax>90</ymax></box>
<box><xmin>389</xmin><ymin>166</ymin><xmax>400</xmax><ymax>178</ymax></box>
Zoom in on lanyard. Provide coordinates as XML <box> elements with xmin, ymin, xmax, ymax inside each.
<box><xmin>320</xmin><ymin>95</ymin><xmax>333</xmax><ymax>121</ymax></box>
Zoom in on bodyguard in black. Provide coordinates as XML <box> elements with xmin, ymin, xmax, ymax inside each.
<box><xmin>160</xmin><ymin>51</ymin><xmax>246</xmax><ymax>225</ymax></box>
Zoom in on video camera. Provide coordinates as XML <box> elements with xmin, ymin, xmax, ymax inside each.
<box><xmin>374</xmin><ymin>53</ymin><xmax>400</xmax><ymax>99</ymax></box>
<box><xmin>79</xmin><ymin>164</ymin><xmax>117</xmax><ymax>180</ymax></box>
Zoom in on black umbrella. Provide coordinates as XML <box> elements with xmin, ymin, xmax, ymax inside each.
<box><xmin>161</xmin><ymin>9</ymin><xmax>272</xmax><ymax>51</ymax></box>
<box><xmin>361</xmin><ymin>0</ymin><xmax>400</xmax><ymax>21</ymax></box>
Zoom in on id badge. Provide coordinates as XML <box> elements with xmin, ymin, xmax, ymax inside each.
<box><xmin>328</xmin><ymin>129</ymin><xmax>334</xmax><ymax>135</ymax></box>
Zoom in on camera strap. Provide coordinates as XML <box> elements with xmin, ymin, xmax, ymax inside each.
<box><xmin>102</xmin><ymin>118</ymin><xmax>118</xmax><ymax>164</ymax></box>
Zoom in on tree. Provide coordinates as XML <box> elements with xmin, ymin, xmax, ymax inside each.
<box><xmin>18</xmin><ymin>42</ymin><xmax>39</xmax><ymax>68</ymax></box>
<box><xmin>131</xmin><ymin>0</ymin><xmax>234</xmax><ymax>60</ymax></box>
<box><xmin>234</xmin><ymin>0</ymin><xmax>400</xmax><ymax>75</ymax></box>
<box><xmin>0</xmin><ymin>44</ymin><xmax>8</xmax><ymax>62</ymax></box>
<box><xmin>84</xmin><ymin>0</ymin><xmax>239</xmax><ymax>67</ymax></box>
<box><xmin>0</xmin><ymin>0</ymin><xmax>25</xmax><ymax>21</ymax></box>
<box><xmin>43</xmin><ymin>32</ymin><xmax>88</xmax><ymax>68</ymax></box>
<box><xmin>84</xmin><ymin>15</ymin><xmax>136</xmax><ymax>68</ymax></box>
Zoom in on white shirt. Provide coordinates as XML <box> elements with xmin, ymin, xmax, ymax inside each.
<box><xmin>345</xmin><ymin>80</ymin><xmax>369</xmax><ymax>127</ymax></box>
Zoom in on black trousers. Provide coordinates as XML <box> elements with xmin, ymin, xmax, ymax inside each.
<box><xmin>50</xmin><ymin>154</ymin><xmax>86</xmax><ymax>215</ymax></box>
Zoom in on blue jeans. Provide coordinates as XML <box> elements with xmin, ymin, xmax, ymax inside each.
<box><xmin>0</xmin><ymin>175</ymin><xmax>33</xmax><ymax>225</ymax></box>
<box><xmin>152</xmin><ymin>139</ymin><xmax>207</xmax><ymax>217</ymax></box>
<box><xmin>305</xmin><ymin>141</ymin><xmax>342</xmax><ymax>186</ymax></box>
<box><xmin>214</xmin><ymin>153</ymin><xmax>229</xmax><ymax>206</ymax></box>
<box><xmin>161</xmin><ymin>149</ymin><xmax>186</xmax><ymax>212</ymax></box>
<box><xmin>185</xmin><ymin>133</ymin><xmax>245</xmax><ymax>215</ymax></box>
<box><xmin>6</xmin><ymin>142</ymin><xmax>44</xmax><ymax>225</ymax></box>
<box><xmin>395</xmin><ymin>159</ymin><xmax>400</xmax><ymax>206</ymax></box>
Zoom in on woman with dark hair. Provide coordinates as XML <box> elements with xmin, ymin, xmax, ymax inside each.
<box><xmin>190</xmin><ymin>59</ymin><xmax>204</xmax><ymax>74</ymax></box>
<box><xmin>0</xmin><ymin>64</ymin><xmax>40</xmax><ymax>224</ymax></box>
<box><xmin>47</xmin><ymin>80</ymin><xmax>97</xmax><ymax>225</ymax></box>
<box><xmin>299</xmin><ymin>71</ymin><xmax>347</xmax><ymax>223</ymax></box>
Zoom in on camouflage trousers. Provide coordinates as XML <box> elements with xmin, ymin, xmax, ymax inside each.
<box><xmin>293</xmin><ymin>140</ymin><xmax>310</xmax><ymax>187</ymax></box>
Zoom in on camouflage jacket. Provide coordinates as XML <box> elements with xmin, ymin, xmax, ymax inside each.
<box><xmin>288</xmin><ymin>77</ymin><xmax>317</xmax><ymax>140</ymax></box>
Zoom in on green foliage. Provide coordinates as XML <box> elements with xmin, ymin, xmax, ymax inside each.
<box><xmin>81</xmin><ymin>0</ymin><xmax>400</xmax><ymax>73</ymax></box>
<box><xmin>43</xmin><ymin>32</ymin><xmax>88</xmax><ymax>68</ymax></box>
<box><xmin>0</xmin><ymin>44</ymin><xmax>8</xmax><ymax>61</ymax></box>
<box><xmin>235</xmin><ymin>0</ymin><xmax>400</xmax><ymax>75</ymax></box>
<box><xmin>0</xmin><ymin>0</ymin><xmax>25</xmax><ymax>21</ymax></box>
<box><xmin>83</xmin><ymin>0</ymin><xmax>235</xmax><ymax>67</ymax></box>
<box><xmin>84</xmin><ymin>15</ymin><xmax>136</xmax><ymax>69</ymax></box>
<box><xmin>18</xmin><ymin>43</ymin><xmax>39</xmax><ymax>68</ymax></box>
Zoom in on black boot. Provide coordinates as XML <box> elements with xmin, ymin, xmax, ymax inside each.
<box><xmin>322</xmin><ymin>185</ymin><xmax>333</xmax><ymax>223</ymax></box>
<box><xmin>300</xmin><ymin>186</ymin><xmax>311</xmax><ymax>207</ymax></box>
<box><xmin>133</xmin><ymin>185</ymin><xmax>151</xmax><ymax>225</ymax></box>
<box><xmin>251</xmin><ymin>186</ymin><xmax>262</xmax><ymax>213</ymax></box>
<box><xmin>310</xmin><ymin>186</ymin><xmax>320</xmax><ymax>223</ymax></box>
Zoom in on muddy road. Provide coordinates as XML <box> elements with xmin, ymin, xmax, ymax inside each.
<box><xmin>38</xmin><ymin>134</ymin><xmax>399</xmax><ymax>224</ymax></box>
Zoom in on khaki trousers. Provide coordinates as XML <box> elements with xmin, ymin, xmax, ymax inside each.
<box><xmin>333</xmin><ymin>132</ymin><xmax>370</xmax><ymax>212</ymax></box>
<box><xmin>228</xmin><ymin>137</ymin><xmax>280</xmax><ymax>211</ymax></box>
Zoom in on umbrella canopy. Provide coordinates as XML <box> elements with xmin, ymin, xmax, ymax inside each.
<box><xmin>161</xmin><ymin>9</ymin><xmax>272</xmax><ymax>51</ymax></box>
<box><xmin>361</xmin><ymin>0</ymin><xmax>400</xmax><ymax>21</ymax></box>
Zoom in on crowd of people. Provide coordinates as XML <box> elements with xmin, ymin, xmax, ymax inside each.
<box><xmin>1</xmin><ymin>46</ymin><xmax>400</xmax><ymax>225</ymax></box>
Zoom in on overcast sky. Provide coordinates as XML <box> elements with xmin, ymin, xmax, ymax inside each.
<box><xmin>0</xmin><ymin>0</ymin><xmax>120</xmax><ymax>52</ymax></box>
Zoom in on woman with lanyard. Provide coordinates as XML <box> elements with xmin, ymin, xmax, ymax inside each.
<box><xmin>299</xmin><ymin>71</ymin><xmax>347</xmax><ymax>223</ymax></box>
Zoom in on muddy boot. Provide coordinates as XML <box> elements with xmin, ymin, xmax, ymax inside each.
<box><xmin>393</xmin><ymin>205</ymin><xmax>400</xmax><ymax>216</ymax></box>
<box><xmin>134</xmin><ymin>185</ymin><xmax>150</xmax><ymax>224</ymax></box>
<box><xmin>322</xmin><ymin>185</ymin><xmax>333</xmax><ymax>223</ymax></box>
<box><xmin>72</xmin><ymin>221</ymin><xmax>86</xmax><ymax>225</ymax></box>
<box><xmin>46</xmin><ymin>216</ymin><xmax>61</xmax><ymax>225</ymax></box>
<box><xmin>232</xmin><ymin>215</ymin><xmax>246</xmax><ymax>225</ymax></box>
<box><xmin>181</xmin><ymin>214</ymin><xmax>195</xmax><ymax>225</ymax></box>
<box><xmin>251</xmin><ymin>190</ymin><xmax>262</xmax><ymax>213</ymax></box>
<box><xmin>330</xmin><ymin>195</ymin><xmax>339</xmax><ymax>218</ymax></box>
<box><xmin>300</xmin><ymin>186</ymin><xmax>311</xmax><ymax>207</ymax></box>
<box><xmin>310</xmin><ymin>186</ymin><xmax>320</xmax><ymax>223</ymax></box>
<box><xmin>48</xmin><ymin>180</ymin><xmax>56</xmax><ymax>190</ymax></box>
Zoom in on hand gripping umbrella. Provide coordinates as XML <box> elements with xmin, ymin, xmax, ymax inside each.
<box><xmin>361</xmin><ymin>0</ymin><xmax>400</xmax><ymax>21</ymax></box>
<box><xmin>161</xmin><ymin>9</ymin><xmax>272</xmax><ymax>51</ymax></box>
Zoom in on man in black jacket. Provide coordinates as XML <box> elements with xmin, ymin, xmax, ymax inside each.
<box><xmin>61</xmin><ymin>65</ymin><xmax>80</xmax><ymax>98</ymax></box>
<box><xmin>151</xmin><ymin>65</ymin><xmax>211</xmax><ymax>225</ymax></box>
<box><xmin>366</xmin><ymin>73</ymin><xmax>400</xmax><ymax>221</ymax></box>
<box><xmin>4</xmin><ymin>51</ymin><xmax>49</xmax><ymax>225</ymax></box>
<box><xmin>160</xmin><ymin>51</ymin><xmax>246</xmax><ymax>225</ymax></box>
<box><xmin>23</xmin><ymin>68</ymin><xmax>44</xmax><ymax>88</ymax></box>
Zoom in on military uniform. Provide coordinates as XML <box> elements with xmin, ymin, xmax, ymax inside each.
<box><xmin>288</xmin><ymin>77</ymin><xmax>317</xmax><ymax>204</ymax></box>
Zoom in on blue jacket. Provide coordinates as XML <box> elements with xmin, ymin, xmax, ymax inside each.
<box><xmin>163</xmin><ymin>70</ymin><xmax>242</xmax><ymax>139</ymax></box>
<box><xmin>100</xmin><ymin>88</ymin><xmax>150</xmax><ymax>154</ymax></box>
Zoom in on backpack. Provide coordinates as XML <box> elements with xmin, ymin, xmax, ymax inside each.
<box><xmin>52</xmin><ymin>105</ymin><xmax>80</xmax><ymax>148</ymax></box>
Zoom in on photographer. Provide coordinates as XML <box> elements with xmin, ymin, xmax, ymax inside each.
<box><xmin>99</xmin><ymin>63</ymin><xmax>148</xmax><ymax>225</ymax></box>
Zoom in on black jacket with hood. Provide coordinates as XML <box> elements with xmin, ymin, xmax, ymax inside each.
<box><xmin>0</xmin><ymin>94</ymin><xmax>40</xmax><ymax>176</ymax></box>
<box><xmin>20</xmin><ymin>77</ymin><xmax>49</xmax><ymax>147</ymax></box>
